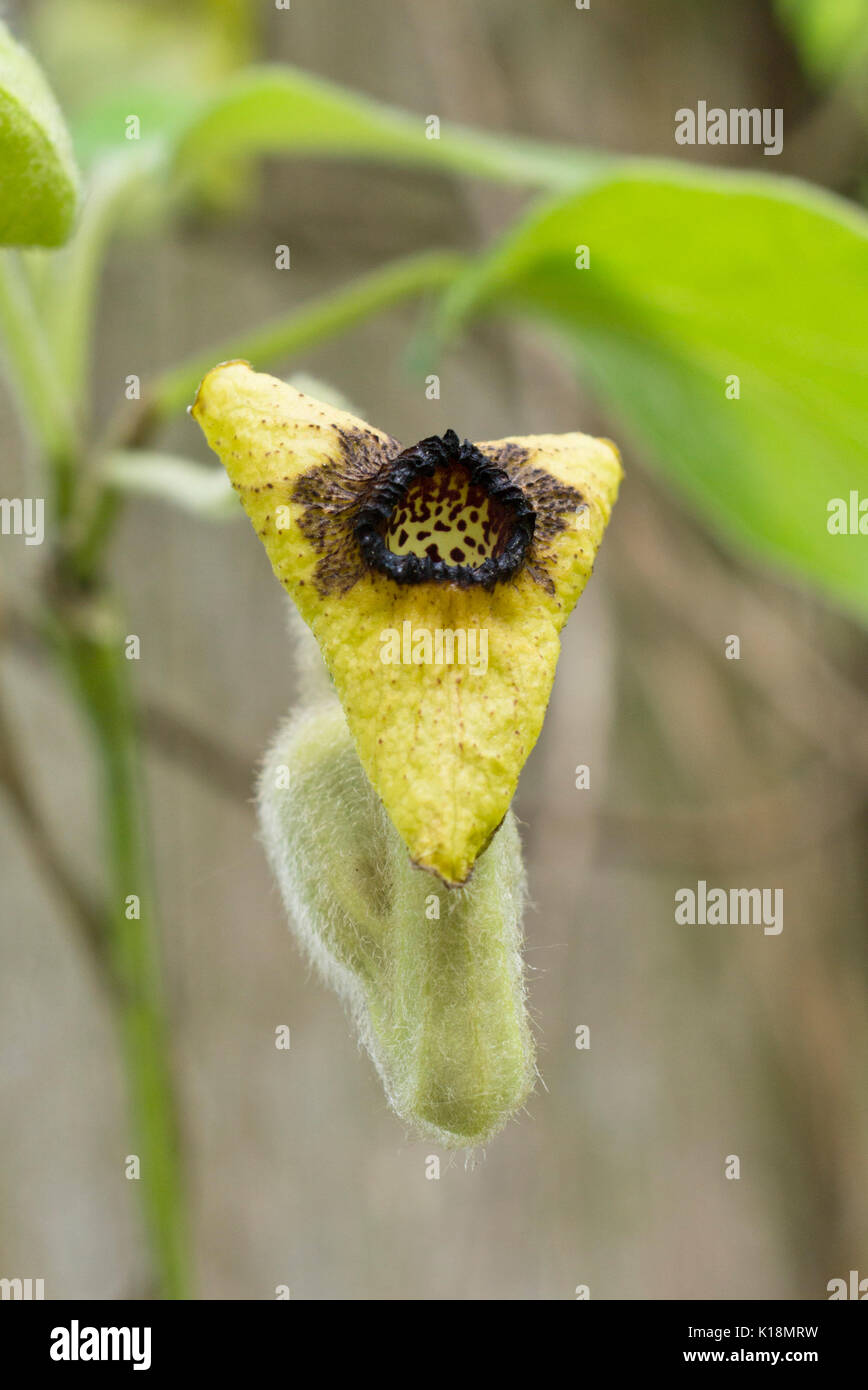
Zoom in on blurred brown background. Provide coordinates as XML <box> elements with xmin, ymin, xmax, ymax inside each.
<box><xmin>1</xmin><ymin>0</ymin><xmax>867</xmax><ymax>1299</ymax></box>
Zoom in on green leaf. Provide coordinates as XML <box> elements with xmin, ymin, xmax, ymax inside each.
<box><xmin>434</xmin><ymin>163</ymin><xmax>868</xmax><ymax>622</ymax></box>
<box><xmin>775</xmin><ymin>0</ymin><xmax>868</xmax><ymax>84</ymax></box>
<box><xmin>0</xmin><ymin>19</ymin><xmax>80</xmax><ymax>246</ymax></box>
<box><xmin>104</xmin><ymin>451</ymin><xmax>239</xmax><ymax>520</ymax></box>
<box><xmin>172</xmin><ymin>64</ymin><xmax>606</xmax><ymax>191</ymax></box>
<box><xmin>69</xmin><ymin>85</ymin><xmax>200</xmax><ymax>169</ymax></box>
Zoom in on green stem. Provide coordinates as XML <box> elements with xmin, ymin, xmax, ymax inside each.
<box><xmin>148</xmin><ymin>248</ymin><xmax>466</xmax><ymax>423</ymax></box>
<box><xmin>73</xmin><ymin>249</ymin><xmax>465</xmax><ymax>582</ymax></box>
<box><xmin>51</xmin><ymin>597</ymin><xmax>190</xmax><ymax>1299</ymax></box>
<box><xmin>8</xmin><ymin>247</ymin><xmax>468</xmax><ymax>1292</ymax></box>
<box><xmin>45</xmin><ymin>152</ymin><xmax>160</xmax><ymax>407</ymax></box>
<box><xmin>0</xmin><ymin>251</ymin><xmax>78</xmax><ymax>484</ymax></box>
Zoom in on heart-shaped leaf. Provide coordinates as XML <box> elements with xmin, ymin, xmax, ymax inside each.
<box><xmin>434</xmin><ymin>164</ymin><xmax>868</xmax><ymax>621</ymax></box>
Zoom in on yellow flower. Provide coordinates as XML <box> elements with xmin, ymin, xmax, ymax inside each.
<box><xmin>193</xmin><ymin>360</ymin><xmax>622</xmax><ymax>884</ymax></box>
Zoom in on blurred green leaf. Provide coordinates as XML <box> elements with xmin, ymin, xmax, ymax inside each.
<box><xmin>171</xmin><ymin>64</ymin><xmax>607</xmax><ymax>190</ymax></box>
<box><xmin>30</xmin><ymin>0</ymin><xmax>255</xmax><ymax>126</ymax></box>
<box><xmin>775</xmin><ymin>0</ymin><xmax>868</xmax><ymax>84</ymax></box>
<box><xmin>434</xmin><ymin>164</ymin><xmax>868</xmax><ymax>620</ymax></box>
<box><xmin>0</xmin><ymin>19</ymin><xmax>80</xmax><ymax>246</ymax></box>
<box><xmin>104</xmin><ymin>451</ymin><xmax>239</xmax><ymax>520</ymax></box>
<box><xmin>69</xmin><ymin>86</ymin><xmax>201</xmax><ymax>169</ymax></box>
<box><xmin>29</xmin><ymin>0</ymin><xmax>256</xmax><ymax>202</ymax></box>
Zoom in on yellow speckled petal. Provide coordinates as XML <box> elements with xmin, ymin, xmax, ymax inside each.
<box><xmin>476</xmin><ymin>433</ymin><xmax>624</xmax><ymax>627</ymax></box>
<box><xmin>191</xmin><ymin>359</ymin><xmax>399</xmax><ymax>616</ymax></box>
<box><xmin>192</xmin><ymin>361</ymin><xmax>622</xmax><ymax>884</ymax></box>
<box><xmin>312</xmin><ymin>573</ymin><xmax>560</xmax><ymax>883</ymax></box>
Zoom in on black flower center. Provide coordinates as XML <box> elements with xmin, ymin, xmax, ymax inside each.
<box><xmin>354</xmin><ymin>430</ymin><xmax>535</xmax><ymax>587</ymax></box>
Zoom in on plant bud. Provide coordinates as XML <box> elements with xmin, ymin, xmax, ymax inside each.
<box><xmin>258</xmin><ymin>699</ymin><xmax>535</xmax><ymax>1147</ymax></box>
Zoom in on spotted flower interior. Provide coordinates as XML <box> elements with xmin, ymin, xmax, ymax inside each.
<box><xmin>355</xmin><ymin>429</ymin><xmax>535</xmax><ymax>588</ymax></box>
<box><xmin>386</xmin><ymin>465</ymin><xmax>509</xmax><ymax>565</ymax></box>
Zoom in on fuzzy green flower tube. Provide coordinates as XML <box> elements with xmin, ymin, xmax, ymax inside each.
<box><xmin>259</xmin><ymin>697</ymin><xmax>534</xmax><ymax>1147</ymax></box>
